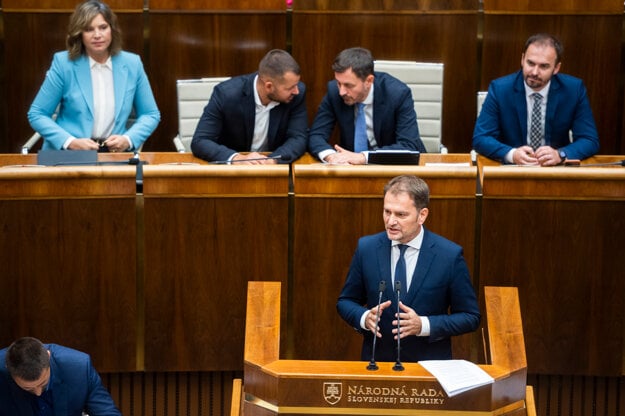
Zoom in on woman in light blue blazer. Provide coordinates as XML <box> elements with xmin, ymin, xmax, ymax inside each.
<box><xmin>28</xmin><ymin>0</ymin><xmax>160</xmax><ymax>152</ymax></box>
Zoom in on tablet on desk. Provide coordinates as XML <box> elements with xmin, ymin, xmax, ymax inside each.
<box><xmin>368</xmin><ymin>150</ymin><xmax>420</xmax><ymax>165</ymax></box>
<box><xmin>37</xmin><ymin>150</ymin><xmax>98</xmax><ymax>166</ymax></box>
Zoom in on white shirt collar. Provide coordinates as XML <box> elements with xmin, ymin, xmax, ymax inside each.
<box><xmin>89</xmin><ymin>55</ymin><xmax>112</xmax><ymax>70</ymax></box>
<box><xmin>392</xmin><ymin>226</ymin><xmax>424</xmax><ymax>251</ymax></box>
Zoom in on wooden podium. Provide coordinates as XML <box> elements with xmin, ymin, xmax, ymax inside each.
<box><xmin>237</xmin><ymin>282</ymin><xmax>533</xmax><ymax>415</ymax></box>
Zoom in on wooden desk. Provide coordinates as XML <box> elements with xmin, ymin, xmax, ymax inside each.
<box><xmin>141</xmin><ymin>164</ymin><xmax>290</xmax><ymax>371</ymax></box>
<box><xmin>479</xmin><ymin>165</ymin><xmax>625</xmax><ymax>376</ymax></box>
<box><xmin>0</xmin><ymin>164</ymin><xmax>138</xmax><ymax>372</ymax></box>
<box><xmin>290</xmin><ymin>163</ymin><xmax>479</xmax><ymax>362</ymax></box>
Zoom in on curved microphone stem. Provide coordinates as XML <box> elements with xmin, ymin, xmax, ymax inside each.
<box><xmin>367</xmin><ymin>281</ymin><xmax>386</xmax><ymax>371</ymax></box>
<box><xmin>393</xmin><ymin>281</ymin><xmax>404</xmax><ymax>371</ymax></box>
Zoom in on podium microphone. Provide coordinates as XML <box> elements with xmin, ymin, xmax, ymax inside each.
<box><xmin>367</xmin><ymin>280</ymin><xmax>386</xmax><ymax>371</ymax></box>
<box><xmin>393</xmin><ymin>280</ymin><xmax>404</xmax><ymax>371</ymax></box>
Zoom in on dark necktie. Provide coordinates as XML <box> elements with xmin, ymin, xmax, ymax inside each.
<box><xmin>395</xmin><ymin>244</ymin><xmax>408</xmax><ymax>299</ymax></box>
<box><xmin>529</xmin><ymin>93</ymin><xmax>543</xmax><ymax>150</ymax></box>
<box><xmin>354</xmin><ymin>103</ymin><xmax>368</xmax><ymax>152</ymax></box>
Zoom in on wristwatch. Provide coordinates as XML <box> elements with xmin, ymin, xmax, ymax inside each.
<box><xmin>558</xmin><ymin>149</ymin><xmax>567</xmax><ymax>164</ymax></box>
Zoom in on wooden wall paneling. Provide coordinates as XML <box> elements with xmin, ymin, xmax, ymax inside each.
<box><xmin>483</xmin><ymin>0</ymin><xmax>622</xmax><ymax>14</ymax></box>
<box><xmin>479</xmin><ymin>167</ymin><xmax>625</xmax><ymax>376</ymax></box>
<box><xmin>149</xmin><ymin>0</ymin><xmax>285</xmax><ymax>10</ymax></box>
<box><xmin>292</xmin><ymin>8</ymin><xmax>479</xmax><ymax>153</ymax></box>
<box><xmin>1</xmin><ymin>10</ymin><xmax>144</xmax><ymax>153</ymax></box>
<box><xmin>0</xmin><ymin>167</ymin><xmax>138</xmax><ymax>372</ymax></box>
<box><xmin>290</xmin><ymin>165</ymin><xmax>478</xmax><ymax>362</ymax></box>
<box><xmin>146</xmin><ymin>11</ymin><xmax>287</xmax><ymax>151</ymax></box>
<box><xmin>2</xmin><ymin>0</ymin><xmax>143</xmax><ymax>10</ymax></box>
<box><xmin>294</xmin><ymin>0</ymin><xmax>477</xmax><ymax>11</ymax></box>
<box><xmin>142</xmin><ymin>166</ymin><xmax>290</xmax><ymax>371</ymax></box>
<box><xmin>480</xmin><ymin>14</ymin><xmax>623</xmax><ymax>154</ymax></box>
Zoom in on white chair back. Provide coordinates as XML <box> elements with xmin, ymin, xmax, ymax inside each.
<box><xmin>173</xmin><ymin>77</ymin><xmax>231</xmax><ymax>152</ymax></box>
<box><xmin>374</xmin><ymin>60</ymin><xmax>446</xmax><ymax>153</ymax></box>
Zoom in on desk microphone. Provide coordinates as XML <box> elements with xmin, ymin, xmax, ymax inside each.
<box><xmin>367</xmin><ymin>280</ymin><xmax>386</xmax><ymax>371</ymax></box>
<box><xmin>210</xmin><ymin>155</ymin><xmax>282</xmax><ymax>164</ymax></box>
<box><xmin>393</xmin><ymin>280</ymin><xmax>404</xmax><ymax>371</ymax></box>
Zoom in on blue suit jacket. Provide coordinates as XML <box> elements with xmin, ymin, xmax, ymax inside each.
<box><xmin>28</xmin><ymin>51</ymin><xmax>160</xmax><ymax>150</ymax></box>
<box><xmin>191</xmin><ymin>73</ymin><xmax>308</xmax><ymax>163</ymax></box>
<box><xmin>337</xmin><ymin>229</ymin><xmax>480</xmax><ymax>363</ymax></box>
<box><xmin>308</xmin><ymin>72</ymin><xmax>426</xmax><ymax>157</ymax></box>
<box><xmin>472</xmin><ymin>70</ymin><xmax>599</xmax><ymax>162</ymax></box>
<box><xmin>0</xmin><ymin>344</ymin><xmax>120</xmax><ymax>416</ymax></box>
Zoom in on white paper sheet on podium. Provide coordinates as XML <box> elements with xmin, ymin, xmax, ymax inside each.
<box><xmin>419</xmin><ymin>359</ymin><xmax>494</xmax><ymax>397</ymax></box>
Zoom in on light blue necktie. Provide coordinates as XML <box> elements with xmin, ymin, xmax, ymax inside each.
<box><xmin>354</xmin><ymin>103</ymin><xmax>368</xmax><ymax>152</ymax></box>
<box><xmin>395</xmin><ymin>244</ymin><xmax>408</xmax><ymax>300</ymax></box>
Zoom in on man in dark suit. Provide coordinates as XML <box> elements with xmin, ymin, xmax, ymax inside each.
<box><xmin>0</xmin><ymin>337</ymin><xmax>120</xmax><ymax>415</ymax></box>
<box><xmin>473</xmin><ymin>33</ymin><xmax>599</xmax><ymax>165</ymax></box>
<box><xmin>191</xmin><ymin>49</ymin><xmax>308</xmax><ymax>164</ymax></box>
<box><xmin>337</xmin><ymin>175</ymin><xmax>480</xmax><ymax>363</ymax></box>
<box><xmin>308</xmin><ymin>47</ymin><xmax>426</xmax><ymax>164</ymax></box>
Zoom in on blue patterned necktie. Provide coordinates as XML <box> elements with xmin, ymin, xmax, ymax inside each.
<box><xmin>395</xmin><ymin>244</ymin><xmax>408</xmax><ymax>299</ymax></box>
<box><xmin>354</xmin><ymin>102</ymin><xmax>368</xmax><ymax>152</ymax></box>
<box><xmin>529</xmin><ymin>93</ymin><xmax>543</xmax><ymax>150</ymax></box>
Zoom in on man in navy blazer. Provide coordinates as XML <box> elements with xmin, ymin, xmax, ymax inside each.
<box><xmin>191</xmin><ymin>49</ymin><xmax>308</xmax><ymax>164</ymax></box>
<box><xmin>337</xmin><ymin>176</ymin><xmax>480</xmax><ymax>363</ymax></box>
<box><xmin>473</xmin><ymin>33</ymin><xmax>599</xmax><ymax>165</ymax></box>
<box><xmin>0</xmin><ymin>337</ymin><xmax>121</xmax><ymax>416</ymax></box>
<box><xmin>308</xmin><ymin>47</ymin><xmax>426</xmax><ymax>164</ymax></box>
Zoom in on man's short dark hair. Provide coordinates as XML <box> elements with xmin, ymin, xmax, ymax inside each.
<box><xmin>384</xmin><ymin>175</ymin><xmax>430</xmax><ymax>210</ymax></box>
<box><xmin>332</xmin><ymin>47</ymin><xmax>374</xmax><ymax>80</ymax></box>
<box><xmin>5</xmin><ymin>337</ymin><xmax>50</xmax><ymax>381</ymax></box>
<box><xmin>258</xmin><ymin>49</ymin><xmax>300</xmax><ymax>81</ymax></box>
<box><xmin>524</xmin><ymin>33</ymin><xmax>563</xmax><ymax>64</ymax></box>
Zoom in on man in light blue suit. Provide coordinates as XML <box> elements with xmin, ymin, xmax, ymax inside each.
<box><xmin>191</xmin><ymin>49</ymin><xmax>307</xmax><ymax>164</ymax></box>
<box><xmin>308</xmin><ymin>47</ymin><xmax>426</xmax><ymax>165</ymax></box>
<box><xmin>337</xmin><ymin>175</ymin><xmax>480</xmax><ymax>363</ymax></box>
<box><xmin>473</xmin><ymin>33</ymin><xmax>599</xmax><ymax>165</ymax></box>
<box><xmin>0</xmin><ymin>337</ymin><xmax>121</xmax><ymax>416</ymax></box>
<box><xmin>28</xmin><ymin>1</ymin><xmax>160</xmax><ymax>152</ymax></box>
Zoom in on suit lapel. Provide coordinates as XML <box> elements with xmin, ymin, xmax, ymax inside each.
<box><xmin>112</xmin><ymin>54</ymin><xmax>128</xmax><ymax>122</ymax></box>
<box><xmin>403</xmin><ymin>229</ymin><xmax>434</xmax><ymax>306</ymax></box>
<box><xmin>375</xmin><ymin>235</ymin><xmax>395</xmax><ymax>303</ymax></box>
<box><xmin>544</xmin><ymin>76</ymin><xmax>561</xmax><ymax>145</ymax></box>
<box><xmin>74</xmin><ymin>55</ymin><xmax>95</xmax><ymax>118</ymax></box>
<box><xmin>372</xmin><ymin>73</ymin><xmax>385</xmax><ymax>142</ymax></box>
<box><xmin>513</xmin><ymin>72</ymin><xmax>528</xmax><ymax>143</ymax></box>
<box><xmin>243</xmin><ymin>75</ymin><xmax>257</xmax><ymax>148</ymax></box>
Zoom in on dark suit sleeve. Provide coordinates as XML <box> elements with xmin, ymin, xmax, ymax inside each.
<box><xmin>308</xmin><ymin>82</ymin><xmax>339</xmax><ymax>158</ymax></box>
<box><xmin>337</xmin><ymin>240</ymin><xmax>370</xmax><ymax>331</ymax></box>
<box><xmin>191</xmin><ymin>82</ymin><xmax>240</xmax><ymax>162</ymax></box>
<box><xmin>84</xmin><ymin>356</ymin><xmax>121</xmax><ymax>416</ymax></box>
<box><xmin>268</xmin><ymin>82</ymin><xmax>308</xmax><ymax>163</ymax></box>
<box><xmin>378</xmin><ymin>78</ymin><xmax>426</xmax><ymax>152</ymax></box>
<box><xmin>560</xmin><ymin>79</ymin><xmax>599</xmax><ymax>160</ymax></box>
<box><xmin>427</xmin><ymin>248</ymin><xmax>481</xmax><ymax>342</ymax></box>
<box><xmin>472</xmin><ymin>81</ymin><xmax>515</xmax><ymax>162</ymax></box>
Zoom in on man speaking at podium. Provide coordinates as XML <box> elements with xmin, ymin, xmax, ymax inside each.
<box><xmin>337</xmin><ymin>175</ymin><xmax>480</xmax><ymax>363</ymax></box>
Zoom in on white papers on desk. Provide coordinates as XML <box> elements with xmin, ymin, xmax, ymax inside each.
<box><xmin>419</xmin><ymin>359</ymin><xmax>494</xmax><ymax>397</ymax></box>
